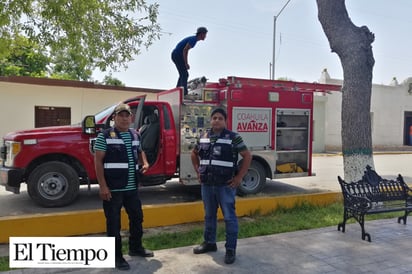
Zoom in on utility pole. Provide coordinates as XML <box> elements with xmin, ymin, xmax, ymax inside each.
<box><xmin>272</xmin><ymin>0</ymin><xmax>291</xmax><ymax>80</ymax></box>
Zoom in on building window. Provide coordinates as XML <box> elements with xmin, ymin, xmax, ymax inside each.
<box><xmin>35</xmin><ymin>106</ymin><xmax>71</xmax><ymax>128</ymax></box>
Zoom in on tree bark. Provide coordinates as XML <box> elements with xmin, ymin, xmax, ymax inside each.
<box><xmin>316</xmin><ymin>0</ymin><xmax>375</xmax><ymax>182</ymax></box>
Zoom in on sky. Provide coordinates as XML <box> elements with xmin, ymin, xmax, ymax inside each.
<box><xmin>93</xmin><ymin>0</ymin><xmax>412</xmax><ymax>89</ymax></box>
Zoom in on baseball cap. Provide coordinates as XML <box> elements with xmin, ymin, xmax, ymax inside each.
<box><xmin>211</xmin><ymin>107</ymin><xmax>227</xmax><ymax>120</ymax></box>
<box><xmin>114</xmin><ymin>103</ymin><xmax>132</xmax><ymax>115</ymax></box>
<box><xmin>196</xmin><ymin>27</ymin><xmax>208</xmax><ymax>34</ymax></box>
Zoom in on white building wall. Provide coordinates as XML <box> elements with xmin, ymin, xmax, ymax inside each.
<box><xmin>371</xmin><ymin>84</ymin><xmax>401</xmax><ymax>146</ymax></box>
<box><xmin>312</xmin><ymin>96</ymin><xmax>327</xmax><ymax>153</ymax></box>
<box><xmin>0</xmin><ymin>79</ymin><xmax>159</xmax><ymax>139</ymax></box>
<box><xmin>323</xmin><ymin>91</ymin><xmax>342</xmax><ymax>149</ymax></box>
<box><xmin>316</xmin><ymin>69</ymin><xmax>412</xmax><ymax>152</ymax></box>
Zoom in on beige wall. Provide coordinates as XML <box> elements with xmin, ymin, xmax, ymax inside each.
<box><xmin>313</xmin><ymin>96</ymin><xmax>327</xmax><ymax>153</ymax></box>
<box><xmin>0</xmin><ymin>79</ymin><xmax>160</xmax><ymax>139</ymax></box>
<box><xmin>317</xmin><ymin>70</ymin><xmax>412</xmax><ymax>151</ymax></box>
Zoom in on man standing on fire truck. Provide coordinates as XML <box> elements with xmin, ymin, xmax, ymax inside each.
<box><xmin>191</xmin><ymin>108</ymin><xmax>252</xmax><ymax>264</ymax></box>
<box><xmin>94</xmin><ymin>103</ymin><xmax>153</xmax><ymax>271</ymax></box>
<box><xmin>171</xmin><ymin>26</ymin><xmax>208</xmax><ymax>96</ymax></box>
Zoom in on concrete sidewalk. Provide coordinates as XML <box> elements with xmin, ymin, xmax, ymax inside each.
<box><xmin>3</xmin><ymin>218</ymin><xmax>412</xmax><ymax>273</ymax></box>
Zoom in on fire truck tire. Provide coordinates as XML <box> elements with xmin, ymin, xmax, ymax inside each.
<box><xmin>237</xmin><ymin>160</ymin><xmax>266</xmax><ymax>195</ymax></box>
<box><xmin>27</xmin><ymin>161</ymin><xmax>80</xmax><ymax>207</ymax></box>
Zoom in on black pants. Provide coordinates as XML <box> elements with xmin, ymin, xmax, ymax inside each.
<box><xmin>103</xmin><ymin>189</ymin><xmax>143</xmax><ymax>259</ymax></box>
<box><xmin>171</xmin><ymin>51</ymin><xmax>189</xmax><ymax>95</ymax></box>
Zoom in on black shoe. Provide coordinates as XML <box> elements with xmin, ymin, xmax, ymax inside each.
<box><xmin>193</xmin><ymin>242</ymin><xmax>217</xmax><ymax>254</ymax></box>
<box><xmin>115</xmin><ymin>257</ymin><xmax>130</xmax><ymax>270</ymax></box>
<box><xmin>129</xmin><ymin>247</ymin><xmax>154</xmax><ymax>257</ymax></box>
<box><xmin>224</xmin><ymin>249</ymin><xmax>236</xmax><ymax>264</ymax></box>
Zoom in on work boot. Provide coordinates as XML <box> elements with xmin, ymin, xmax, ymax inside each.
<box><xmin>224</xmin><ymin>249</ymin><xmax>236</xmax><ymax>264</ymax></box>
<box><xmin>193</xmin><ymin>242</ymin><xmax>217</xmax><ymax>254</ymax></box>
<box><xmin>115</xmin><ymin>257</ymin><xmax>130</xmax><ymax>271</ymax></box>
<box><xmin>129</xmin><ymin>247</ymin><xmax>154</xmax><ymax>257</ymax></box>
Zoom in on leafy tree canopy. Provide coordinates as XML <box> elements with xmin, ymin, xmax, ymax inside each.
<box><xmin>0</xmin><ymin>0</ymin><xmax>161</xmax><ymax>80</ymax></box>
<box><xmin>0</xmin><ymin>35</ymin><xmax>49</xmax><ymax>77</ymax></box>
<box><xmin>101</xmin><ymin>74</ymin><xmax>125</xmax><ymax>86</ymax></box>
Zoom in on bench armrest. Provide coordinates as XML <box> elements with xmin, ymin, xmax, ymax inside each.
<box><xmin>343</xmin><ymin>195</ymin><xmax>372</xmax><ymax>213</ymax></box>
<box><xmin>397</xmin><ymin>174</ymin><xmax>412</xmax><ymax>204</ymax></box>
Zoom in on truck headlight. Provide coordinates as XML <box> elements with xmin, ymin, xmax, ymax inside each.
<box><xmin>11</xmin><ymin>142</ymin><xmax>21</xmax><ymax>155</ymax></box>
<box><xmin>5</xmin><ymin>141</ymin><xmax>21</xmax><ymax>166</ymax></box>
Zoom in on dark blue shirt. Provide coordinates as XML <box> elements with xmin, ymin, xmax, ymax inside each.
<box><xmin>172</xmin><ymin>35</ymin><xmax>198</xmax><ymax>55</ymax></box>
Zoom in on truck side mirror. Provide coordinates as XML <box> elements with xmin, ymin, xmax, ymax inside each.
<box><xmin>82</xmin><ymin>115</ymin><xmax>96</xmax><ymax>134</ymax></box>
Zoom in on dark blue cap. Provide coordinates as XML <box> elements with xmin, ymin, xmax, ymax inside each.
<box><xmin>196</xmin><ymin>27</ymin><xmax>208</xmax><ymax>34</ymax></box>
<box><xmin>211</xmin><ymin>108</ymin><xmax>227</xmax><ymax>120</ymax></box>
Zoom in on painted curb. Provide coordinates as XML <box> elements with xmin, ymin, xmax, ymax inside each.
<box><xmin>0</xmin><ymin>192</ymin><xmax>342</xmax><ymax>243</ymax></box>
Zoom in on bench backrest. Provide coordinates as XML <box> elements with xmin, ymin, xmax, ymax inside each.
<box><xmin>338</xmin><ymin>166</ymin><xmax>409</xmax><ymax>203</ymax></box>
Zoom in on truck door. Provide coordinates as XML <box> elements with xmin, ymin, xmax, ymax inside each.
<box><xmin>131</xmin><ymin>96</ymin><xmax>145</xmax><ymax>130</ymax></box>
<box><xmin>275</xmin><ymin>108</ymin><xmax>311</xmax><ymax>177</ymax></box>
<box><xmin>159</xmin><ymin>103</ymin><xmax>177</xmax><ymax>175</ymax></box>
<box><xmin>139</xmin><ymin>102</ymin><xmax>177</xmax><ymax>181</ymax></box>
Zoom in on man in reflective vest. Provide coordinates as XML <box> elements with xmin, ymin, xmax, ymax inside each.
<box><xmin>191</xmin><ymin>107</ymin><xmax>252</xmax><ymax>264</ymax></box>
<box><xmin>94</xmin><ymin>103</ymin><xmax>153</xmax><ymax>271</ymax></box>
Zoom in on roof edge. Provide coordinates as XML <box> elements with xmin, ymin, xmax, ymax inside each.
<box><xmin>0</xmin><ymin>75</ymin><xmax>163</xmax><ymax>93</ymax></box>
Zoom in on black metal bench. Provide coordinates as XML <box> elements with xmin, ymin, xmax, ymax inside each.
<box><xmin>337</xmin><ymin>165</ymin><xmax>412</xmax><ymax>242</ymax></box>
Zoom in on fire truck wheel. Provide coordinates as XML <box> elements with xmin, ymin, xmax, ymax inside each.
<box><xmin>237</xmin><ymin>160</ymin><xmax>266</xmax><ymax>195</ymax></box>
<box><xmin>27</xmin><ymin>161</ymin><xmax>80</xmax><ymax>207</ymax></box>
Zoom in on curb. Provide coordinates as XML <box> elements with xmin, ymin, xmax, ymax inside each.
<box><xmin>0</xmin><ymin>192</ymin><xmax>342</xmax><ymax>244</ymax></box>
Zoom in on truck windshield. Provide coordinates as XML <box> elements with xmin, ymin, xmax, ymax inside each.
<box><xmin>94</xmin><ymin>104</ymin><xmax>117</xmax><ymax>123</ymax></box>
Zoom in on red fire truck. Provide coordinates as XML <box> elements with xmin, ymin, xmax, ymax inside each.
<box><xmin>0</xmin><ymin>76</ymin><xmax>341</xmax><ymax>207</ymax></box>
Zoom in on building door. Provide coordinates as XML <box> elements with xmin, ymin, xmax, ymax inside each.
<box><xmin>404</xmin><ymin>111</ymin><xmax>412</xmax><ymax>146</ymax></box>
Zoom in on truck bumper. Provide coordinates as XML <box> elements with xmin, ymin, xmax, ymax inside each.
<box><xmin>0</xmin><ymin>167</ymin><xmax>23</xmax><ymax>194</ymax></box>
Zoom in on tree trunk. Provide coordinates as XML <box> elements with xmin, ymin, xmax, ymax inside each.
<box><xmin>316</xmin><ymin>0</ymin><xmax>375</xmax><ymax>182</ymax></box>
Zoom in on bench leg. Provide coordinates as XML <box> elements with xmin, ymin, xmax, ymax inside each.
<box><xmin>338</xmin><ymin>208</ymin><xmax>371</xmax><ymax>241</ymax></box>
<box><xmin>362</xmin><ymin>232</ymin><xmax>371</xmax><ymax>242</ymax></box>
<box><xmin>358</xmin><ymin>214</ymin><xmax>371</xmax><ymax>242</ymax></box>
<box><xmin>398</xmin><ymin>216</ymin><xmax>406</xmax><ymax>224</ymax></box>
<box><xmin>337</xmin><ymin>222</ymin><xmax>345</xmax><ymax>232</ymax></box>
<box><xmin>337</xmin><ymin>208</ymin><xmax>349</xmax><ymax>233</ymax></box>
<box><xmin>398</xmin><ymin>209</ymin><xmax>410</xmax><ymax>224</ymax></box>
